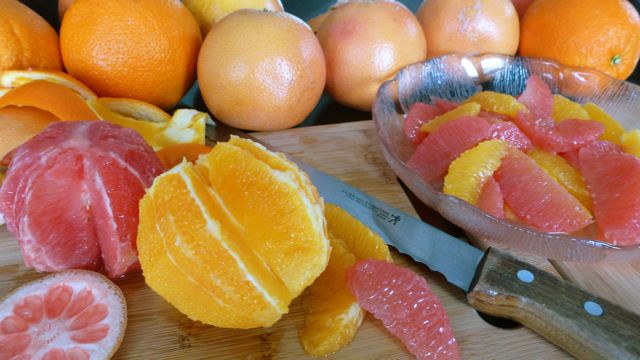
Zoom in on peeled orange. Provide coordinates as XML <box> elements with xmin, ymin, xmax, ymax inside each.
<box><xmin>138</xmin><ymin>137</ymin><xmax>329</xmax><ymax>328</ymax></box>
<box><xmin>316</xmin><ymin>0</ymin><xmax>426</xmax><ymax>111</ymax></box>
<box><xmin>198</xmin><ymin>9</ymin><xmax>325</xmax><ymax>131</ymax></box>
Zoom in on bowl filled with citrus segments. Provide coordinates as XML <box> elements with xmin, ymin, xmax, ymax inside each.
<box><xmin>373</xmin><ymin>53</ymin><xmax>640</xmax><ymax>262</ymax></box>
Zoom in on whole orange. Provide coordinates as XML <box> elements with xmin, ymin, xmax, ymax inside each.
<box><xmin>0</xmin><ymin>0</ymin><xmax>63</xmax><ymax>71</ymax></box>
<box><xmin>197</xmin><ymin>10</ymin><xmax>326</xmax><ymax>131</ymax></box>
<box><xmin>416</xmin><ymin>0</ymin><xmax>519</xmax><ymax>59</ymax></box>
<box><xmin>520</xmin><ymin>0</ymin><xmax>640</xmax><ymax>80</ymax></box>
<box><xmin>316</xmin><ymin>0</ymin><xmax>427</xmax><ymax>111</ymax></box>
<box><xmin>60</xmin><ymin>0</ymin><xmax>202</xmax><ymax>109</ymax></box>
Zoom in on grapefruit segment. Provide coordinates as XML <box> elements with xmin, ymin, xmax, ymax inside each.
<box><xmin>477</xmin><ymin>177</ymin><xmax>505</xmax><ymax>219</ymax></box>
<box><xmin>487</xmin><ymin>119</ymin><xmax>533</xmax><ymax>151</ymax></box>
<box><xmin>514</xmin><ymin>108</ymin><xmax>604</xmax><ymax>153</ymax></box>
<box><xmin>404</xmin><ymin>103</ymin><xmax>443</xmax><ymax>145</ymax></box>
<box><xmin>347</xmin><ymin>260</ymin><xmax>460</xmax><ymax>359</ymax></box>
<box><xmin>0</xmin><ymin>270</ymin><xmax>126</xmax><ymax>360</ymax></box>
<box><xmin>517</xmin><ymin>75</ymin><xmax>553</xmax><ymax>120</ymax></box>
<box><xmin>494</xmin><ymin>148</ymin><xmax>593</xmax><ymax>233</ymax></box>
<box><xmin>408</xmin><ymin>116</ymin><xmax>492</xmax><ymax>182</ymax></box>
<box><xmin>579</xmin><ymin>142</ymin><xmax>640</xmax><ymax>245</ymax></box>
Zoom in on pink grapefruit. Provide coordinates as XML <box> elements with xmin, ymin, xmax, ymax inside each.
<box><xmin>0</xmin><ymin>121</ymin><xmax>164</xmax><ymax>278</ymax></box>
<box><xmin>346</xmin><ymin>259</ymin><xmax>460</xmax><ymax>359</ymax></box>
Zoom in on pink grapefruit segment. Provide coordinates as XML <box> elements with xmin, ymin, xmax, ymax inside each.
<box><xmin>477</xmin><ymin>177</ymin><xmax>505</xmax><ymax>219</ymax></box>
<box><xmin>494</xmin><ymin>148</ymin><xmax>593</xmax><ymax>233</ymax></box>
<box><xmin>404</xmin><ymin>103</ymin><xmax>444</xmax><ymax>145</ymax></box>
<box><xmin>407</xmin><ymin>116</ymin><xmax>491</xmax><ymax>182</ymax></box>
<box><xmin>0</xmin><ymin>121</ymin><xmax>164</xmax><ymax>278</ymax></box>
<box><xmin>579</xmin><ymin>141</ymin><xmax>640</xmax><ymax>245</ymax></box>
<box><xmin>346</xmin><ymin>260</ymin><xmax>460</xmax><ymax>360</ymax></box>
<box><xmin>515</xmin><ymin>75</ymin><xmax>604</xmax><ymax>153</ymax></box>
<box><xmin>487</xmin><ymin>119</ymin><xmax>533</xmax><ymax>152</ymax></box>
<box><xmin>0</xmin><ymin>270</ymin><xmax>126</xmax><ymax>360</ymax></box>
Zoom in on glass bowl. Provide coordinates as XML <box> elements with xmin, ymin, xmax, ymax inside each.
<box><xmin>373</xmin><ymin>54</ymin><xmax>640</xmax><ymax>262</ymax></box>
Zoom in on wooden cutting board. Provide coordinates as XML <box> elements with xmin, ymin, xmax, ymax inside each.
<box><xmin>1</xmin><ymin>120</ymin><xmax>636</xmax><ymax>359</ymax></box>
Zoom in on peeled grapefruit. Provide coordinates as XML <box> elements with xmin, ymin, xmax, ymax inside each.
<box><xmin>0</xmin><ymin>121</ymin><xmax>164</xmax><ymax>278</ymax></box>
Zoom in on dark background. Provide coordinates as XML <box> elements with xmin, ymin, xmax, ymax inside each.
<box><xmin>18</xmin><ymin>0</ymin><xmax>640</xmax><ymax>126</ymax></box>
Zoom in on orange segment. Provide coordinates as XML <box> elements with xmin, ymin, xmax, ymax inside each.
<box><xmin>552</xmin><ymin>95</ymin><xmax>590</xmax><ymax>122</ymax></box>
<box><xmin>464</xmin><ymin>91</ymin><xmax>525</xmax><ymax>118</ymax></box>
<box><xmin>0</xmin><ymin>80</ymin><xmax>97</xmax><ymax>120</ymax></box>
<box><xmin>528</xmin><ymin>149</ymin><xmax>593</xmax><ymax>212</ymax></box>
<box><xmin>621</xmin><ymin>130</ymin><xmax>640</xmax><ymax>158</ymax></box>
<box><xmin>300</xmin><ymin>235</ymin><xmax>363</xmax><ymax>356</ymax></box>
<box><xmin>155</xmin><ymin>143</ymin><xmax>212</xmax><ymax>170</ymax></box>
<box><xmin>443</xmin><ymin>139</ymin><xmax>509</xmax><ymax>204</ymax></box>
<box><xmin>300</xmin><ymin>203</ymin><xmax>391</xmax><ymax>356</ymax></box>
<box><xmin>420</xmin><ymin>101</ymin><xmax>481</xmax><ymax>133</ymax></box>
<box><xmin>324</xmin><ymin>203</ymin><xmax>392</xmax><ymax>262</ymax></box>
<box><xmin>0</xmin><ymin>70</ymin><xmax>96</xmax><ymax>100</ymax></box>
<box><xmin>138</xmin><ymin>138</ymin><xmax>329</xmax><ymax>328</ymax></box>
<box><xmin>583</xmin><ymin>102</ymin><xmax>625</xmax><ymax>145</ymax></box>
<box><xmin>0</xmin><ymin>106</ymin><xmax>58</xmax><ymax>158</ymax></box>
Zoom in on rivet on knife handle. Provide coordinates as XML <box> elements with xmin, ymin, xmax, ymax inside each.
<box><xmin>467</xmin><ymin>248</ymin><xmax>640</xmax><ymax>360</ymax></box>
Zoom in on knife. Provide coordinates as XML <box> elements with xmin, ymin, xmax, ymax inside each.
<box><xmin>207</xmin><ymin>123</ymin><xmax>640</xmax><ymax>360</ymax></box>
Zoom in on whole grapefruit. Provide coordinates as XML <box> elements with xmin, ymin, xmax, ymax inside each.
<box><xmin>197</xmin><ymin>9</ymin><xmax>326</xmax><ymax>131</ymax></box>
<box><xmin>60</xmin><ymin>0</ymin><xmax>202</xmax><ymax>109</ymax></box>
<box><xmin>316</xmin><ymin>0</ymin><xmax>427</xmax><ymax>111</ymax></box>
<box><xmin>416</xmin><ymin>0</ymin><xmax>519</xmax><ymax>59</ymax></box>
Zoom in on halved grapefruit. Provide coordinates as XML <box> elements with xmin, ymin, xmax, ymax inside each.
<box><xmin>0</xmin><ymin>270</ymin><xmax>126</xmax><ymax>360</ymax></box>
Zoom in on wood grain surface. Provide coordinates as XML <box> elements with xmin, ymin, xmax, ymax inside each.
<box><xmin>1</xmin><ymin>120</ymin><xmax>601</xmax><ymax>359</ymax></box>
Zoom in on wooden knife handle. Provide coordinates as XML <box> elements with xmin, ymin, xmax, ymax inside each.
<box><xmin>467</xmin><ymin>248</ymin><xmax>640</xmax><ymax>360</ymax></box>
